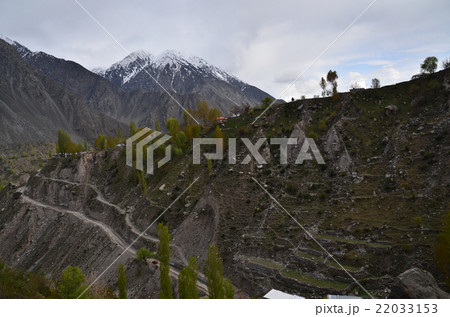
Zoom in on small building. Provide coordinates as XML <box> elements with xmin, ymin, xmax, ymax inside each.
<box><xmin>263</xmin><ymin>289</ymin><xmax>305</xmax><ymax>299</ymax></box>
<box><xmin>216</xmin><ymin>116</ymin><xmax>227</xmax><ymax>124</ymax></box>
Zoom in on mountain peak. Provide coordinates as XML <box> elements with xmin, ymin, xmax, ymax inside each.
<box><xmin>112</xmin><ymin>50</ymin><xmax>154</xmax><ymax>70</ymax></box>
<box><xmin>99</xmin><ymin>48</ymin><xmax>272</xmax><ymax>104</ymax></box>
<box><xmin>155</xmin><ymin>50</ymin><xmax>201</xmax><ymax>68</ymax></box>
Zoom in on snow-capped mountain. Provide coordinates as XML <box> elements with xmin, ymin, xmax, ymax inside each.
<box><xmin>101</xmin><ymin>50</ymin><xmax>272</xmax><ymax>109</ymax></box>
<box><xmin>2</xmin><ymin>35</ymin><xmax>272</xmax><ymax>133</ymax></box>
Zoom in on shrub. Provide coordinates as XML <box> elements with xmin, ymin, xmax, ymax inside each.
<box><xmin>307</xmin><ymin>131</ymin><xmax>318</xmax><ymax>140</ymax></box>
<box><xmin>412</xmin><ymin>216</ymin><xmax>422</xmax><ymax>227</ymax></box>
<box><xmin>136</xmin><ymin>247</ymin><xmax>154</xmax><ymax>265</ymax></box>
<box><xmin>319</xmin><ymin>118</ymin><xmax>327</xmax><ymax>131</ymax></box>
<box><xmin>286</xmin><ymin>184</ymin><xmax>298</xmax><ymax>196</ymax></box>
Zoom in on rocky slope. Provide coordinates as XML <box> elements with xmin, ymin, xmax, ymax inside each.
<box><xmin>0</xmin><ymin>69</ymin><xmax>449</xmax><ymax>298</ymax></box>
<box><xmin>0</xmin><ymin>39</ymin><xmax>125</xmax><ymax>145</ymax></box>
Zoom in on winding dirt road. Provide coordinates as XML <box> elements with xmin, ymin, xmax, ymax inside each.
<box><xmin>19</xmin><ymin>179</ymin><xmax>209</xmax><ymax>295</ymax></box>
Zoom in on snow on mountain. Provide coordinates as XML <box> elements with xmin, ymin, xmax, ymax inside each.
<box><xmin>91</xmin><ymin>67</ymin><xmax>106</xmax><ymax>77</ymax></box>
<box><xmin>105</xmin><ymin>50</ymin><xmax>154</xmax><ymax>85</ymax></box>
<box><xmin>0</xmin><ymin>34</ymin><xmax>33</xmax><ymax>58</ymax></box>
<box><xmin>154</xmin><ymin>50</ymin><xmax>240</xmax><ymax>84</ymax></box>
<box><xmin>102</xmin><ymin>49</ymin><xmax>241</xmax><ymax>87</ymax></box>
<box><xmin>99</xmin><ymin>49</ymin><xmax>273</xmax><ymax>109</ymax></box>
<box><xmin>0</xmin><ymin>33</ymin><xmax>15</xmax><ymax>45</ymax></box>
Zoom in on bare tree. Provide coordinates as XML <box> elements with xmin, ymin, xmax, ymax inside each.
<box><xmin>319</xmin><ymin>77</ymin><xmax>327</xmax><ymax>97</ymax></box>
<box><xmin>372</xmin><ymin>78</ymin><xmax>380</xmax><ymax>89</ymax></box>
<box><xmin>442</xmin><ymin>58</ymin><xmax>450</xmax><ymax>70</ymax></box>
<box><xmin>350</xmin><ymin>82</ymin><xmax>361</xmax><ymax>90</ymax></box>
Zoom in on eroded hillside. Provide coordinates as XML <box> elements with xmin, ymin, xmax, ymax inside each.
<box><xmin>0</xmin><ymin>69</ymin><xmax>449</xmax><ymax>298</ymax></box>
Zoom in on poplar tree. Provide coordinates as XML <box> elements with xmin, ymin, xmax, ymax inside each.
<box><xmin>204</xmin><ymin>244</ymin><xmax>234</xmax><ymax>299</ymax></box>
<box><xmin>178</xmin><ymin>256</ymin><xmax>199</xmax><ymax>299</ymax></box>
<box><xmin>157</xmin><ymin>223</ymin><xmax>173</xmax><ymax>299</ymax></box>
<box><xmin>117</xmin><ymin>264</ymin><xmax>127</xmax><ymax>299</ymax></box>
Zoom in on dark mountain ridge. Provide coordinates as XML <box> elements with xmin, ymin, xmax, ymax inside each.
<box><xmin>0</xmin><ymin>39</ymin><xmax>125</xmax><ymax>145</ymax></box>
<box><xmin>5</xmin><ymin>37</ymin><xmax>273</xmax><ymax>132</ymax></box>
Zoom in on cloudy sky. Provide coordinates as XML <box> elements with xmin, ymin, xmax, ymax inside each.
<box><xmin>1</xmin><ymin>0</ymin><xmax>449</xmax><ymax>100</ymax></box>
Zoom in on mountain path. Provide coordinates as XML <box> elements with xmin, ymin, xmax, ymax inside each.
<box><xmin>19</xmin><ymin>177</ymin><xmax>209</xmax><ymax>295</ymax></box>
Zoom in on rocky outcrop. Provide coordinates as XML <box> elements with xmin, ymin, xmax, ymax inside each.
<box><xmin>389</xmin><ymin>268</ymin><xmax>450</xmax><ymax>299</ymax></box>
<box><xmin>384</xmin><ymin>105</ymin><xmax>398</xmax><ymax>116</ymax></box>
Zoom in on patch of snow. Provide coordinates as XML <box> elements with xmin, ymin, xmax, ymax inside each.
<box><xmin>123</xmin><ymin>66</ymin><xmax>142</xmax><ymax>84</ymax></box>
<box><xmin>0</xmin><ymin>33</ymin><xmax>15</xmax><ymax>45</ymax></box>
<box><xmin>91</xmin><ymin>67</ymin><xmax>106</xmax><ymax>77</ymax></box>
<box><xmin>105</xmin><ymin>49</ymin><xmax>248</xmax><ymax>87</ymax></box>
<box><xmin>111</xmin><ymin>50</ymin><xmax>154</xmax><ymax>70</ymax></box>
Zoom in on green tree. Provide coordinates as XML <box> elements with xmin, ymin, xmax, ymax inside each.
<box><xmin>207</xmin><ymin>108</ymin><xmax>221</xmax><ymax>125</ymax></box>
<box><xmin>83</xmin><ymin>139</ymin><xmax>88</xmax><ymax>151</ymax></box>
<box><xmin>175</xmin><ymin>131</ymin><xmax>188</xmax><ymax>151</ymax></box>
<box><xmin>435</xmin><ymin>212</ymin><xmax>450</xmax><ymax>286</ymax></box>
<box><xmin>66</xmin><ymin>140</ymin><xmax>83</xmax><ymax>154</ymax></box>
<box><xmin>155</xmin><ymin>120</ymin><xmax>161</xmax><ymax>132</ymax></box>
<box><xmin>196</xmin><ymin>101</ymin><xmax>210</xmax><ymax>125</ymax></box>
<box><xmin>191</xmin><ymin>124</ymin><xmax>201</xmax><ymax>139</ymax></box>
<box><xmin>117</xmin><ymin>129</ymin><xmax>123</xmax><ymax>140</ymax></box>
<box><xmin>157</xmin><ymin>223</ymin><xmax>173</xmax><ymax>299</ymax></box>
<box><xmin>137</xmin><ymin>170</ymin><xmax>148</xmax><ymax>195</ymax></box>
<box><xmin>94</xmin><ymin>134</ymin><xmax>106</xmax><ymax>150</ymax></box>
<box><xmin>421</xmin><ymin>56</ymin><xmax>438</xmax><ymax>74</ymax></box>
<box><xmin>59</xmin><ymin>266</ymin><xmax>88</xmax><ymax>299</ymax></box>
<box><xmin>204</xmin><ymin>244</ymin><xmax>233</xmax><ymax>299</ymax></box>
<box><xmin>129</xmin><ymin>121</ymin><xmax>137</xmax><ymax>136</ymax></box>
<box><xmin>326</xmin><ymin>70</ymin><xmax>338</xmax><ymax>96</ymax></box>
<box><xmin>184</xmin><ymin>124</ymin><xmax>193</xmax><ymax>141</ymax></box>
<box><xmin>166</xmin><ymin>118</ymin><xmax>180</xmax><ymax>137</ymax></box>
<box><xmin>178</xmin><ymin>256</ymin><xmax>199</xmax><ymax>299</ymax></box>
<box><xmin>207</xmin><ymin>159</ymin><xmax>213</xmax><ymax>175</ymax></box>
<box><xmin>56</xmin><ymin>129</ymin><xmax>71</xmax><ymax>155</ymax></box>
<box><xmin>106</xmin><ymin>136</ymin><xmax>118</xmax><ymax>148</ymax></box>
<box><xmin>223</xmin><ymin>278</ymin><xmax>234</xmax><ymax>299</ymax></box>
<box><xmin>117</xmin><ymin>264</ymin><xmax>127</xmax><ymax>299</ymax></box>
<box><xmin>214</xmin><ymin>125</ymin><xmax>223</xmax><ymax>140</ymax></box>
<box><xmin>136</xmin><ymin>247</ymin><xmax>154</xmax><ymax>265</ymax></box>
<box><xmin>261</xmin><ymin>97</ymin><xmax>273</xmax><ymax>109</ymax></box>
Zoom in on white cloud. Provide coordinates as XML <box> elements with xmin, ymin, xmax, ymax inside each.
<box><xmin>0</xmin><ymin>0</ymin><xmax>449</xmax><ymax>99</ymax></box>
